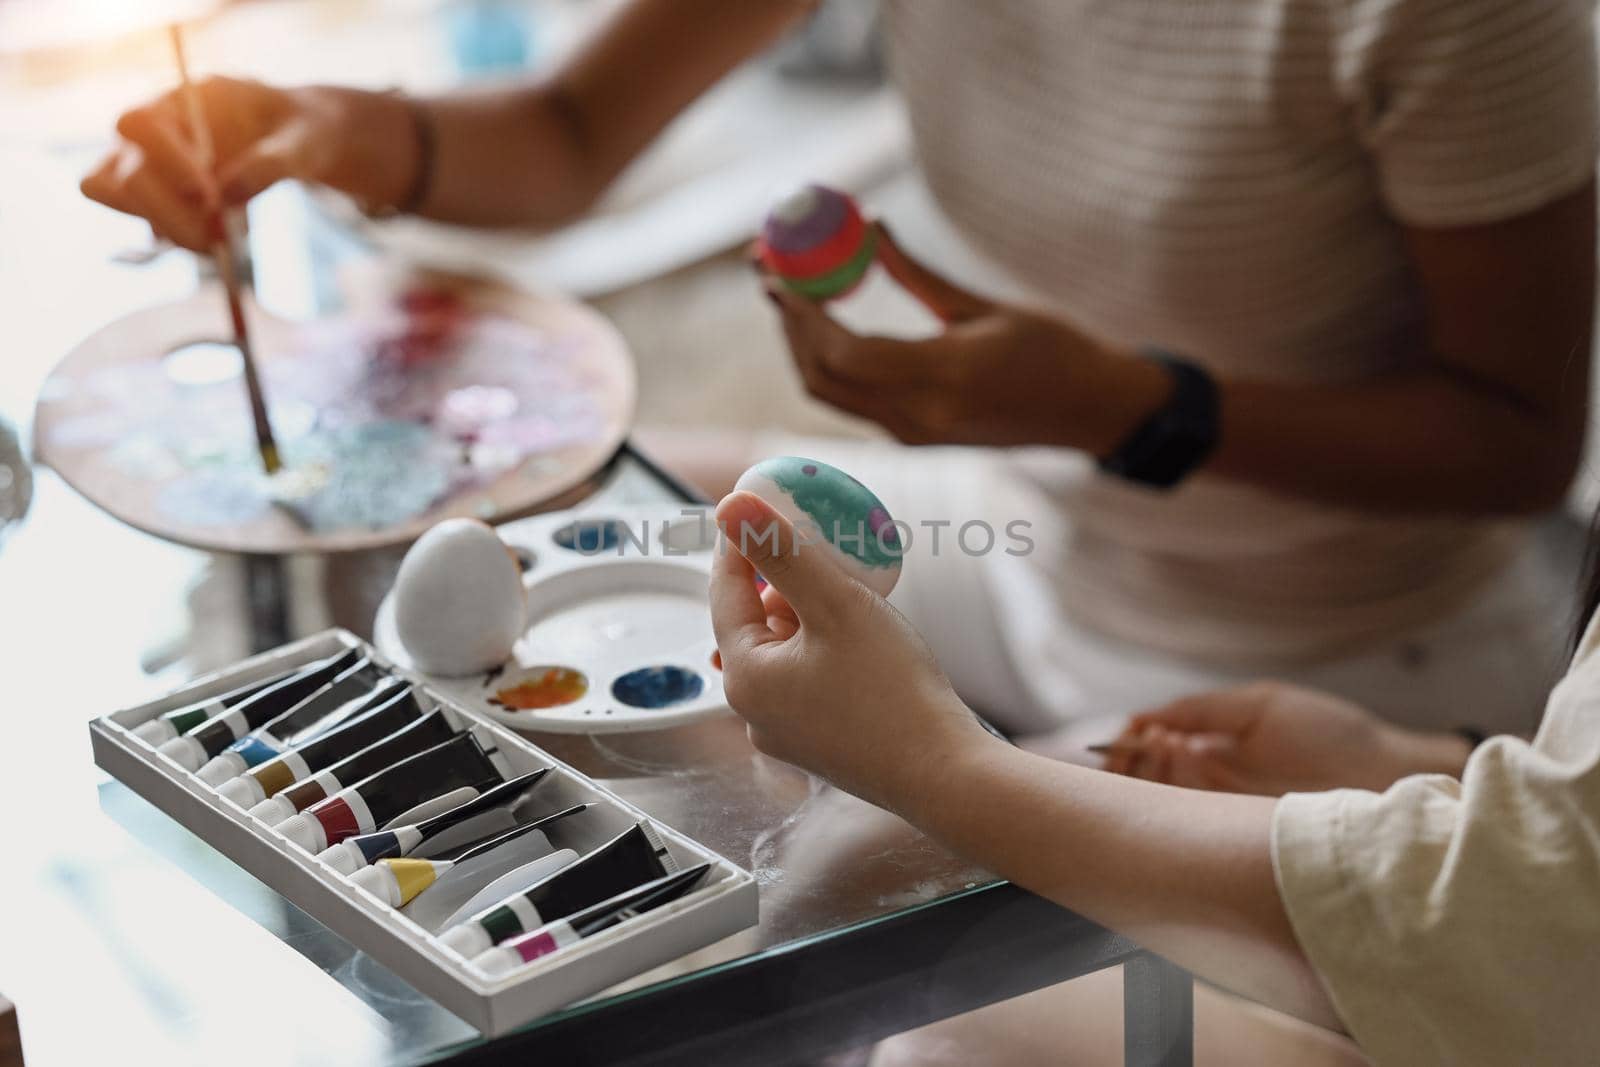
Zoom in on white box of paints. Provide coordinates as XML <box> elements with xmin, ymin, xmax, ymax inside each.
<box><xmin>88</xmin><ymin>627</ymin><xmax>759</xmax><ymax>1037</ymax></box>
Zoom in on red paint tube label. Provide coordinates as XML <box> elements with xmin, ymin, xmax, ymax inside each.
<box><xmin>314</xmin><ymin>797</ymin><xmax>363</xmax><ymax>846</ymax></box>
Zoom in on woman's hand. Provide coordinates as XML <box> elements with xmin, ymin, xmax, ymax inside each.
<box><xmin>82</xmin><ymin>78</ymin><xmax>412</xmax><ymax>250</ymax></box>
<box><xmin>708</xmin><ymin>490</ymin><xmax>994</xmax><ymax>813</ymax></box>
<box><xmin>1105</xmin><ymin>681</ymin><xmax>1473</xmax><ymax>796</ymax></box>
<box><xmin>759</xmin><ymin>226</ymin><xmax>1169</xmax><ymax>455</ymax></box>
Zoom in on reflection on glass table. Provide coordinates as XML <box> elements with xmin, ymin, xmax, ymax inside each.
<box><xmin>2</xmin><ymin>443</ymin><xmax>1191</xmax><ymax>1066</ymax></box>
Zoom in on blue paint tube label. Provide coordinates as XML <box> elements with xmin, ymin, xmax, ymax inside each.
<box><xmin>229</xmin><ymin>733</ymin><xmax>284</xmax><ymax>768</ymax></box>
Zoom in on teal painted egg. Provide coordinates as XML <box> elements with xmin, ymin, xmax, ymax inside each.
<box><xmin>732</xmin><ymin>456</ymin><xmax>903</xmax><ymax>597</ymax></box>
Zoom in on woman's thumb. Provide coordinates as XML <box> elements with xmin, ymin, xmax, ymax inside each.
<box><xmin>873</xmin><ymin>223</ymin><xmax>992</xmax><ymax>324</ymax></box>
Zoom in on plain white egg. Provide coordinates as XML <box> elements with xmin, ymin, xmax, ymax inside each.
<box><xmin>394</xmin><ymin>518</ymin><xmax>526</xmax><ymax>676</ymax></box>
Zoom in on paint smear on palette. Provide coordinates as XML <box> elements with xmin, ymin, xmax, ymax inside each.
<box><xmin>157</xmin><ymin>470</ymin><xmax>272</xmax><ymax>526</ymax></box>
<box><xmin>611</xmin><ymin>666</ymin><xmax>704</xmax><ymax>709</ymax></box>
<box><xmin>283</xmin><ymin>421</ymin><xmax>457</xmax><ymax>530</ymax></box>
<box><xmin>46</xmin><ymin>290</ymin><xmax>611</xmax><ymax>533</ymax></box>
<box><xmin>491</xmin><ymin>667</ymin><xmax>589</xmax><ymax>710</ymax></box>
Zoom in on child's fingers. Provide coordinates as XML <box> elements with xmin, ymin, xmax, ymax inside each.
<box><xmin>708</xmin><ymin>520</ymin><xmax>776</xmax><ymax>660</ymax></box>
<box><xmin>715</xmin><ymin>491</ymin><xmax>859</xmax><ymax>625</ymax></box>
<box><xmin>1102</xmin><ymin>743</ymin><xmax>1139</xmax><ymax>777</ymax></box>
<box><xmin>1125</xmin><ymin>727</ymin><xmax>1175</xmax><ymax>783</ymax></box>
<box><xmin>1130</xmin><ymin>691</ymin><xmax>1258</xmax><ymax>737</ymax></box>
<box><xmin>760</xmin><ymin>584</ymin><xmax>801</xmax><ymax>640</ymax></box>
<box><xmin>1099</xmin><ymin>720</ymin><xmax>1154</xmax><ymax>776</ymax></box>
<box><xmin>1165</xmin><ymin>735</ymin><xmax>1245</xmax><ymax>791</ymax></box>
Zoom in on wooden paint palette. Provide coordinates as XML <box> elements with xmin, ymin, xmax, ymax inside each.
<box><xmin>34</xmin><ymin>268</ymin><xmax>635</xmax><ymax>555</ymax></box>
<box><xmin>375</xmin><ymin>507</ymin><xmax>728</xmax><ymax>735</ymax></box>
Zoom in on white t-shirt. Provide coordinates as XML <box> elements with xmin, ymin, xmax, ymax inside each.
<box><xmin>882</xmin><ymin>0</ymin><xmax>1599</xmax><ymax>663</ymax></box>
<box><xmin>1274</xmin><ymin>613</ymin><xmax>1600</xmax><ymax>1064</ymax></box>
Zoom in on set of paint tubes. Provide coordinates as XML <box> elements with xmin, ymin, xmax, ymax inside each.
<box><xmin>135</xmin><ymin>646</ymin><xmax>712</xmax><ymax>976</ymax></box>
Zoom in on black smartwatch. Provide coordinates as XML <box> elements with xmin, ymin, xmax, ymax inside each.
<box><xmin>1098</xmin><ymin>348</ymin><xmax>1220</xmax><ymax>489</ymax></box>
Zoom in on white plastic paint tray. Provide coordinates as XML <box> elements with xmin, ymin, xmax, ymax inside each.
<box><xmin>89</xmin><ymin>628</ymin><xmax>758</xmax><ymax>1037</ymax></box>
<box><xmin>375</xmin><ymin>505</ymin><xmax>730</xmax><ymax>735</ymax></box>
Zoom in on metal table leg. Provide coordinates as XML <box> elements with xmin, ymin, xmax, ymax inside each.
<box><xmin>1124</xmin><ymin>953</ymin><xmax>1194</xmax><ymax>1067</ymax></box>
<box><xmin>243</xmin><ymin>552</ymin><xmax>291</xmax><ymax>653</ymax></box>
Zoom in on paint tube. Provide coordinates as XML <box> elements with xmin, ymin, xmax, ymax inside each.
<box><xmin>317</xmin><ymin>769</ymin><xmax>552</xmax><ymax>875</ymax></box>
<box><xmin>437</xmin><ymin>851</ymin><xmax>581</xmax><ymax>930</ymax></box>
<box><xmin>195</xmin><ymin>666</ymin><xmax>398</xmax><ymax>786</ymax></box>
<box><xmin>246</xmin><ymin>706</ymin><xmax>452</xmax><ymax>824</ymax></box>
<box><xmin>276</xmin><ymin>732</ymin><xmax>505</xmax><ymax>853</ymax></box>
<box><xmin>348</xmin><ymin>803</ymin><xmax>587</xmax><ymax>908</ymax></box>
<box><xmin>470</xmin><ymin>865</ymin><xmax>711</xmax><ymax>976</ymax></box>
<box><xmin>217</xmin><ymin>686</ymin><xmax>426</xmax><ymax>809</ymax></box>
<box><xmin>157</xmin><ymin>647</ymin><xmax>363</xmax><ymax>770</ymax></box>
<box><xmin>437</xmin><ymin>821</ymin><xmax>676</xmax><ymax>959</ymax></box>
<box><xmin>131</xmin><ymin>667</ymin><xmax>302</xmax><ymax>747</ymax></box>
<box><xmin>132</xmin><ymin>647</ymin><xmax>355</xmax><ymax>747</ymax></box>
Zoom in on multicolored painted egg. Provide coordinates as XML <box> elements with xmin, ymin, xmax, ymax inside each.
<box><xmin>757</xmin><ymin>184</ymin><xmax>877</xmax><ymax>301</ymax></box>
<box><xmin>732</xmin><ymin>456</ymin><xmax>903</xmax><ymax>597</ymax></box>
<box><xmin>394</xmin><ymin>518</ymin><xmax>526</xmax><ymax>676</ymax></box>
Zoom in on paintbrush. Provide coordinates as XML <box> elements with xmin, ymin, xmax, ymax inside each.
<box><xmin>168</xmin><ymin>23</ymin><xmax>281</xmax><ymax>475</ymax></box>
<box><xmin>1086</xmin><ymin>741</ymin><xmax>1143</xmax><ymax>757</ymax></box>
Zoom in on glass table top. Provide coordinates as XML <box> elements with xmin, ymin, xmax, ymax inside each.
<box><xmin>0</xmin><ymin>146</ymin><xmax>997</xmax><ymax>1067</ymax></box>
<box><xmin>2</xmin><ymin>452</ymin><xmax>996</xmax><ymax>1067</ymax></box>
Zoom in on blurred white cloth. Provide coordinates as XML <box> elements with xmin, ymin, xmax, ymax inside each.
<box><xmin>872</xmin><ymin>0</ymin><xmax>1598</xmax><ymax>668</ymax></box>
<box><xmin>760</xmin><ymin>435</ymin><xmax>1572</xmax><ymax>739</ymax></box>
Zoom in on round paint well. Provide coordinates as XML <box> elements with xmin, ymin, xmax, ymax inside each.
<box><xmin>660</xmin><ymin>515</ymin><xmax>718</xmax><ymax>554</ymax></box>
<box><xmin>490</xmin><ymin>667</ymin><xmax>589</xmax><ymax>710</ymax></box>
<box><xmin>553</xmin><ymin>518</ymin><xmax>626</xmax><ymax>554</ymax></box>
<box><xmin>612</xmin><ymin>666</ymin><xmax>704</xmax><ymax>709</ymax></box>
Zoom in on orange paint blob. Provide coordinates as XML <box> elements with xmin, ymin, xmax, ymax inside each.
<box><xmin>492</xmin><ymin>668</ymin><xmax>588</xmax><ymax>710</ymax></box>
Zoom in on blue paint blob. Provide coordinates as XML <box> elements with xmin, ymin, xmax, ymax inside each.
<box><xmin>554</xmin><ymin>518</ymin><xmax>624</xmax><ymax>554</ymax></box>
<box><xmin>611</xmin><ymin>666</ymin><xmax>705</xmax><ymax>709</ymax></box>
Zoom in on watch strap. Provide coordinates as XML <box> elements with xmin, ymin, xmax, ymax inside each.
<box><xmin>1098</xmin><ymin>349</ymin><xmax>1220</xmax><ymax>489</ymax></box>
